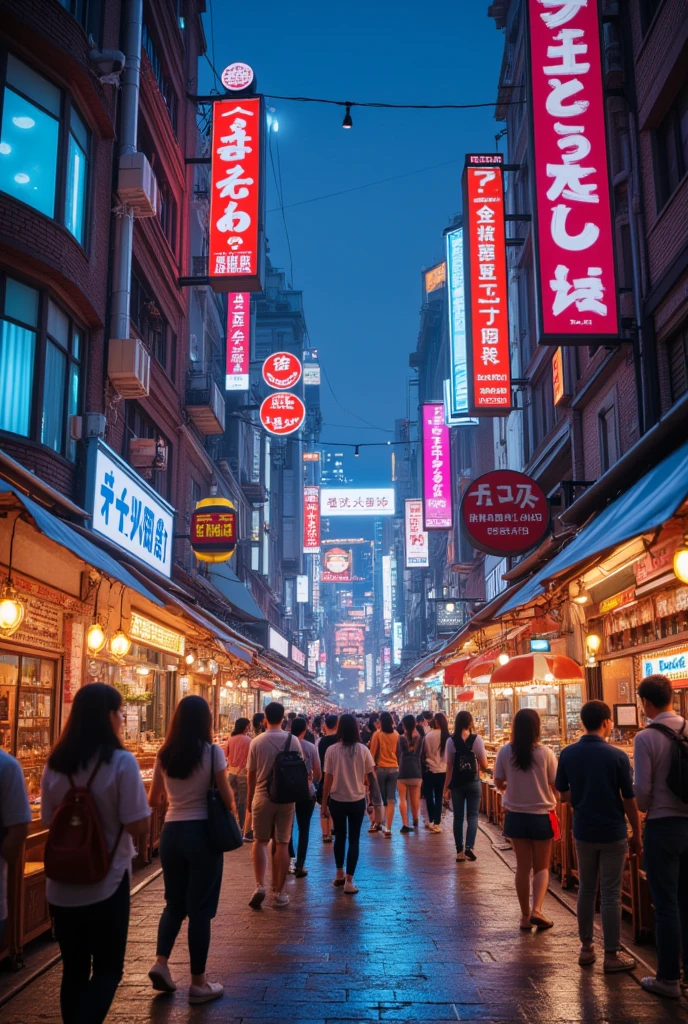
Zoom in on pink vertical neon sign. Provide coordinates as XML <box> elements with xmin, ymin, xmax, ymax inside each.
<box><xmin>422</xmin><ymin>403</ymin><xmax>452</xmax><ymax>529</ymax></box>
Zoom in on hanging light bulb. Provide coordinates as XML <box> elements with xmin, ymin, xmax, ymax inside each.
<box><xmin>110</xmin><ymin>630</ymin><xmax>131</xmax><ymax>658</ymax></box>
<box><xmin>342</xmin><ymin>103</ymin><xmax>353</xmax><ymax>129</ymax></box>
<box><xmin>354</xmin><ymin>445</ymin><xmax>360</xmax><ymax>457</ymax></box>
<box><xmin>445</xmin><ymin>602</ymin><xmax>455</xmax><ymax>613</ymax></box>
<box><xmin>674</xmin><ymin>535</ymin><xmax>688</xmax><ymax>584</ymax></box>
<box><xmin>185</xmin><ymin>651</ymin><xmax>195</xmax><ymax>665</ymax></box>
<box><xmin>498</xmin><ymin>651</ymin><xmax>510</xmax><ymax>666</ymax></box>
<box><xmin>86</xmin><ymin>621</ymin><xmax>107</xmax><ymax>653</ymax></box>
<box><xmin>0</xmin><ymin>582</ymin><xmax>25</xmax><ymax>637</ymax></box>
<box><xmin>586</xmin><ymin>633</ymin><xmax>602</xmax><ymax>654</ymax></box>
<box><xmin>572</xmin><ymin>579</ymin><xmax>591</xmax><ymax>605</ymax></box>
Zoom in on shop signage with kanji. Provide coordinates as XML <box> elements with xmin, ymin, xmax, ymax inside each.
<box><xmin>526</xmin><ymin>0</ymin><xmax>619</xmax><ymax>344</ymax></box>
<box><xmin>405</xmin><ymin>499</ymin><xmax>429</xmax><ymax>568</ymax></box>
<box><xmin>425</xmin><ymin>261</ymin><xmax>446</xmax><ymax>294</ymax></box>
<box><xmin>303</xmin><ymin>485</ymin><xmax>320</xmax><ymax>553</ymax></box>
<box><xmin>422</xmin><ymin>403</ymin><xmax>452</xmax><ymax>529</ymax></box>
<box><xmin>552</xmin><ymin>347</ymin><xmax>565</xmax><ymax>404</ymax></box>
<box><xmin>463</xmin><ymin>154</ymin><xmax>512</xmax><ymax>413</ymax></box>
<box><xmin>209</xmin><ymin>95</ymin><xmax>264</xmax><ymax>291</ymax></box>
<box><xmin>220</xmin><ymin>62</ymin><xmax>255</xmax><ymax>91</ymax></box>
<box><xmin>320</xmin><ymin>488</ymin><xmax>395</xmax><ymax>516</ymax></box>
<box><xmin>262</xmin><ymin>351</ymin><xmax>302</xmax><ymax>389</ymax></box>
<box><xmin>322</xmin><ymin>547</ymin><xmax>353</xmax><ymax>583</ymax></box>
<box><xmin>446</xmin><ymin>227</ymin><xmax>477</xmax><ymax>423</ymax></box>
<box><xmin>225</xmin><ymin>293</ymin><xmax>250</xmax><ymax>391</ymax></box>
<box><xmin>461</xmin><ymin>469</ymin><xmax>549</xmax><ymax>556</ymax></box>
<box><xmin>259</xmin><ymin>393</ymin><xmax>305</xmax><ymax>435</ymax></box>
<box><xmin>190</xmin><ymin>497</ymin><xmax>237</xmax><ymax>563</ymax></box>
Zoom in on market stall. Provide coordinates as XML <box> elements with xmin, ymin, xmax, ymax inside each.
<box><xmin>488</xmin><ymin>653</ymin><xmax>585</xmax><ymax>752</ymax></box>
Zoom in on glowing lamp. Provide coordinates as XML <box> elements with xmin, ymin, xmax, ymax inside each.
<box><xmin>544</xmin><ymin>671</ymin><xmax>555</xmax><ymax>683</ymax></box>
<box><xmin>86</xmin><ymin>621</ymin><xmax>107</xmax><ymax>654</ymax></box>
<box><xmin>110</xmin><ymin>630</ymin><xmax>131</xmax><ymax>657</ymax></box>
<box><xmin>586</xmin><ymin>633</ymin><xmax>602</xmax><ymax>653</ymax></box>
<box><xmin>674</xmin><ymin>541</ymin><xmax>688</xmax><ymax>584</ymax></box>
<box><xmin>572</xmin><ymin>580</ymin><xmax>591</xmax><ymax>605</ymax></box>
<box><xmin>0</xmin><ymin>583</ymin><xmax>25</xmax><ymax>637</ymax></box>
<box><xmin>497</xmin><ymin>651</ymin><xmax>510</xmax><ymax>666</ymax></box>
<box><xmin>185</xmin><ymin>651</ymin><xmax>195</xmax><ymax>665</ymax></box>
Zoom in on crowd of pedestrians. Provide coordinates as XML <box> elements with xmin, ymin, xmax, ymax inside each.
<box><xmin>0</xmin><ymin>674</ymin><xmax>686</xmax><ymax>1020</ymax></box>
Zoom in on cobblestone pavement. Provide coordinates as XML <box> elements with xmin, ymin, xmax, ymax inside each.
<box><xmin>4</xmin><ymin>818</ymin><xmax>688</xmax><ymax>1023</ymax></box>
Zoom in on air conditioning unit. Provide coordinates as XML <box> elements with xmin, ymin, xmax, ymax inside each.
<box><xmin>117</xmin><ymin>153</ymin><xmax>159</xmax><ymax>219</ymax></box>
<box><xmin>128</xmin><ymin>438</ymin><xmax>157</xmax><ymax>467</ymax></box>
<box><xmin>108</xmin><ymin>337</ymin><xmax>151</xmax><ymax>397</ymax></box>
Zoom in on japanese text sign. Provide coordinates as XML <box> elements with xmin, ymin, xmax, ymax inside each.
<box><xmin>260</xmin><ymin>393</ymin><xmax>305</xmax><ymax>435</ymax></box>
<box><xmin>422</xmin><ymin>403</ymin><xmax>452</xmax><ymax>529</ymax></box>
<box><xmin>461</xmin><ymin>470</ymin><xmax>549</xmax><ymax>556</ymax></box>
<box><xmin>464</xmin><ymin>157</ymin><xmax>512</xmax><ymax>413</ymax></box>
<box><xmin>225</xmin><ymin>293</ymin><xmax>250</xmax><ymax>391</ymax></box>
<box><xmin>527</xmin><ymin>0</ymin><xmax>618</xmax><ymax>343</ymax></box>
<box><xmin>425</xmin><ymin>262</ymin><xmax>446</xmax><ymax>294</ymax></box>
<box><xmin>190</xmin><ymin>508</ymin><xmax>237</xmax><ymax>558</ymax></box>
<box><xmin>209</xmin><ymin>96</ymin><xmax>264</xmax><ymax>291</ymax></box>
<box><xmin>320</xmin><ymin>488</ymin><xmax>395</xmax><ymax>517</ymax></box>
<box><xmin>89</xmin><ymin>441</ymin><xmax>174</xmax><ymax>577</ymax></box>
<box><xmin>446</xmin><ymin>227</ymin><xmax>472</xmax><ymax>420</ymax></box>
<box><xmin>552</xmin><ymin>347</ymin><xmax>565</xmax><ymax>404</ymax></box>
<box><xmin>303</xmin><ymin>486</ymin><xmax>320</xmax><ymax>553</ymax></box>
<box><xmin>405</xmin><ymin>499</ymin><xmax>429</xmax><ymax>568</ymax></box>
<box><xmin>262</xmin><ymin>351</ymin><xmax>302</xmax><ymax>389</ymax></box>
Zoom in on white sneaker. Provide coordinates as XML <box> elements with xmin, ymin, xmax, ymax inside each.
<box><xmin>640</xmin><ymin>976</ymin><xmax>681</xmax><ymax>999</ymax></box>
<box><xmin>288</xmin><ymin>858</ymin><xmax>296</xmax><ymax>874</ymax></box>
<box><xmin>343</xmin><ymin>880</ymin><xmax>359</xmax><ymax>894</ymax></box>
<box><xmin>148</xmin><ymin>962</ymin><xmax>177</xmax><ymax>992</ymax></box>
<box><xmin>188</xmin><ymin>981</ymin><xmax>223</xmax><ymax>1004</ymax></box>
<box><xmin>273</xmin><ymin>891</ymin><xmax>290</xmax><ymax>907</ymax></box>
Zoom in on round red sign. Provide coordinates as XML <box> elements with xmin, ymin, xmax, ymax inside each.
<box><xmin>461</xmin><ymin>470</ymin><xmax>549</xmax><ymax>557</ymax></box>
<box><xmin>221</xmin><ymin>62</ymin><xmax>255</xmax><ymax>92</ymax></box>
<box><xmin>262</xmin><ymin>352</ymin><xmax>302</xmax><ymax>390</ymax></box>
<box><xmin>259</xmin><ymin>393</ymin><xmax>305</xmax><ymax>436</ymax></box>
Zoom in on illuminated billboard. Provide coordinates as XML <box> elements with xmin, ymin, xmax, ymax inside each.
<box><xmin>225</xmin><ymin>293</ymin><xmax>250</xmax><ymax>391</ymax></box>
<box><xmin>405</xmin><ymin>499</ymin><xmax>429</xmax><ymax>568</ymax></box>
<box><xmin>320</xmin><ymin>488</ymin><xmax>395</xmax><ymax>517</ymax></box>
<box><xmin>303</xmin><ymin>486</ymin><xmax>320</xmax><ymax>553</ymax></box>
<box><xmin>424</xmin><ymin>261</ymin><xmax>446</xmax><ymax>294</ymax></box>
<box><xmin>446</xmin><ymin>226</ymin><xmax>472</xmax><ymax>419</ymax></box>
<box><xmin>382</xmin><ymin>555</ymin><xmax>392</xmax><ymax>632</ymax></box>
<box><xmin>422</xmin><ymin>403</ymin><xmax>452</xmax><ymax>530</ymax></box>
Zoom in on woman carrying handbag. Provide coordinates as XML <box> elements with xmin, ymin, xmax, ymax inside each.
<box><xmin>148</xmin><ymin>696</ymin><xmax>236</xmax><ymax>1004</ymax></box>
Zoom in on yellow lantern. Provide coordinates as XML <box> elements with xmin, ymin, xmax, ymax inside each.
<box><xmin>87</xmin><ymin>621</ymin><xmax>107</xmax><ymax>653</ymax></box>
<box><xmin>0</xmin><ymin>582</ymin><xmax>25</xmax><ymax>637</ymax></box>
<box><xmin>674</xmin><ymin>538</ymin><xmax>688</xmax><ymax>585</ymax></box>
<box><xmin>190</xmin><ymin>497</ymin><xmax>237</xmax><ymax>563</ymax></box>
<box><xmin>110</xmin><ymin>630</ymin><xmax>131</xmax><ymax>657</ymax></box>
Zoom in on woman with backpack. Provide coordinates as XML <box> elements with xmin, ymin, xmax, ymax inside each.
<box><xmin>493</xmin><ymin>708</ymin><xmax>559</xmax><ymax>930</ymax></box>
<box><xmin>445</xmin><ymin>710</ymin><xmax>488</xmax><ymax>861</ymax></box>
<box><xmin>40</xmin><ymin>683</ymin><xmax>151</xmax><ymax>1024</ymax></box>
<box><xmin>147</xmin><ymin>695</ymin><xmax>236</xmax><ymax>1003</ymax></box>
<box><xmin>321</xmin><ymin>714</ymin><xmax>377</xmax><ymax>893</ymax></box>
<box><xmin>421</xmin><ymin>712</ymin><xmax>450</xmax><ymax>833</ymax></box>
<box><xmin>397</xmin><ymin>714</ymin><xmax>423</xmax><ymax>833</ymax></box>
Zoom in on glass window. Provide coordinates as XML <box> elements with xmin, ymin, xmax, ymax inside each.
<box><xmin>599</xmin><ymin>404</ymin><xmax>619</xmax><ymax>472</ymax></box>
<box><xmin>48</xmin><ymin>299</ymin><xmax>69</xmax><ymax>348</ymax></box>
<box><xmin>0</xmin><ymin>277</ymin><xmax>39</xmax><ymax>436</ymax></box>
<box><xmin>5</xmin><ymin>277</ymin><xmax>39</xmax><ymax>325</ymax></box>
<box><xmin>65</xmin><ymin>108</ymin><xmax>88</xmax><ymax>243</ymax></box>
<box><xmin>655</xmin><ymin>84</ymin><xmax>688</xmax><ymax>211</ymax></box>
<box><xmin>42</xmin><ymin>340</ymin><xmax>67</xmax><ymax>451</ymax></box>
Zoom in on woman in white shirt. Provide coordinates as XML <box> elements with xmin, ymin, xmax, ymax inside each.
<box><xmin>321</xmin><ymin>714</ymin><xmax>376</xmax><ymax>894</ymax></box>
<box><xmin>148</xmin><ymin>695</ymin><xmax>235</xmax><ymax>1004</ymax></box>
<box><xmin>494</xmin><ymin>708</ymin><xmax>559</xmax><ymax>931</ymax></box>
<box><xmin>421</xmin><ymin>712</ymin><xmax>450</xmax><ymax>833</ymax></box>
<box><xmin>41</xmin><ymin>683</ymin><xmax>150</xmax><ymax>1024</ymax></box>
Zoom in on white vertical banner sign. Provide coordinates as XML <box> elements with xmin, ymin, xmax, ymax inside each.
<box><xmin>405</xmin><ymin>499</ymin><xmax>429</xmax><ymax>568</ymax></box>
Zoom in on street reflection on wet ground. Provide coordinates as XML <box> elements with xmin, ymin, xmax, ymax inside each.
<box><xmin>4</xmin><ymin>817</ymin><xmax>688</xmax><ymax>1023</ymax></box>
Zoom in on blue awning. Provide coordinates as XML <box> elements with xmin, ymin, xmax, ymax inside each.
<box><xmin>206</xmin><ymin>563</ymin><xmax>266</xmax><ymax>622</ymax></box>
<box><xmin>499</xmin><ymin>438</ymin><xmax>688</xmax><ymax>617</ymax></box>
<box><xmin>0</xmin><ymin>483</ymin><xmax>163</xmax><ymax>606</ymax></box>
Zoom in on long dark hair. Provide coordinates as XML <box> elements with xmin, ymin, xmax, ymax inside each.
<box><xmin>402</xmin><ymin>713</ymin><xmax>418</xmax><ymax>749</ymax></box>
<box><xmin>453</xmin><ymin>710</ymin><xmax>474</xmax><ymax>747</ymax></box>
<box><xmin>231</xmin><ymin>717</ymin><xmax>250</xmax><ymax>736</ymax></box>
<box><xmin>337</xmin><ymin>713</ymin><xmax>360</xmax><ymax>747</ymax></box>
<box><xmin>434</xmin><ymin>711</ymin><xmax>450</xmax><ymax>756</ymax></box>
<box><xmin>158</xmin><ymin>695</ymin><xmax>213</xmax><ymax>779</ymax></box>
<box><xmin>511</xmin><ymin>708</ymin><xmax>541</xmax><ymax>771</ymax></box>
<box><xmin>379</xmin><ymin>711</ymin><xmax>395</xmax><ymax>734</ymax></box>
<box><xmin>48</xmin><ymin>683</ymin><xmax>123</xmax><ymax>774</ymax></box>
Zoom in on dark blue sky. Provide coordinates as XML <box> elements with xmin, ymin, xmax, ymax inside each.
<box><xmin>201</xmin><ymin>2</ymin><xmax>504</xmax><ymax>484</ymax></box>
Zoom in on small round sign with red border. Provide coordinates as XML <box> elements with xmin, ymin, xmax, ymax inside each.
<box><xmin>461</xmin><ymin>469</ymin><xmax>549</xmax><ymax>557</ymax></box>
<box><xmin>221</xmin><ymin>62</ymin><xmax>255</xmax><ymax>92</ymax></box>
<box><xmin>260</xmin><ymin>393</ymin><xmax>305</xmax><ymax>436</ymax></box>
<box><xmin>262</xmin><ymin>352</ymin><xmax>302</xmax><ymax>390</ymax></box>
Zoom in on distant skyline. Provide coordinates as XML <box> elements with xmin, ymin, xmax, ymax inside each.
<box><xmin>201</xmin><ymin>1</ymin><xmax>504</xmax><ymax>483</ymax></box>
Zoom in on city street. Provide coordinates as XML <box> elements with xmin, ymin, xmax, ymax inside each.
<box><xmin>3</xmin><ymin>820</ymin><xmax>686</xmax><ymax>1024</ymax></box>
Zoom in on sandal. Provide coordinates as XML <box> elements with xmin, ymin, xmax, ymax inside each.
<box><xmin>530</xmin><ymin>912</ymin><xmax>554</xmax><ymax>930</ymax></box>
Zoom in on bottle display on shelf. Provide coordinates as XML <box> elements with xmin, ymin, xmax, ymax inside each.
<box><xmin>0</xmin><ymin>652</ymin><xmax>57</xmax><ymax>818</ymax></box>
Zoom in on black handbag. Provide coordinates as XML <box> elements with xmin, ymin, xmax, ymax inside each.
<box><xmin>206</xmin><ymin>745</ymin><xmax>244</xmax><ymax>853</ymax></box>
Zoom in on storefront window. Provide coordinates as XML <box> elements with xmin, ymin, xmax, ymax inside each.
<box><xmin>0</xmin><ymin>651</ymin><xmax>56</xmax><ymax>817</ymax></box>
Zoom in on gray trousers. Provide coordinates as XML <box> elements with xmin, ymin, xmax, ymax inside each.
<box><xmin>575</xmin><ymin>838</ymin><xmax>628</xmax><ymax>952</ymax></box>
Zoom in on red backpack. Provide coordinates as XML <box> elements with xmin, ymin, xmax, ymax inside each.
<box><xmin>44</xmin><ymin>758</ymin><xmax>123</xmax><ymax>885</ymax></box>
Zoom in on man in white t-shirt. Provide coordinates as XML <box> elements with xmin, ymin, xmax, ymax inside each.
<box><xmin>246</xmin><ymin>702</ymin><xmax>302</xmax><ymax>909</ymax></box>
<box><xmin>0</xmin><ymin>749</ymin><xmax>31</xmax><ymax>939</ymax></box>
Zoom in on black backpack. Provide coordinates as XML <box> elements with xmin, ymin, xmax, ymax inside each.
<box><xmin>451</xmin><ymin>734</ymin><xmax>478</xmax><ymax>786</ymax></box>
<box><xmin>649</xmin><ymin>719</ymin><xmax>688</xmax><ymax>804</ymax></box>
<box><xmin>266</xmin><ymin>734</ymin><xmax>310</xmax><ymax>804</ymax></box>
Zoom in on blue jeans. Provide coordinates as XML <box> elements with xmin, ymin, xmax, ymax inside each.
<box><xmin>643</xmin><ymin>817</ymin><xmax>688</xmax><ymax>981</ymax></box>
<box><xmin>451</xmin><ymin>780</ymin><xmax>481</xmax><ymax>852</ymax></box>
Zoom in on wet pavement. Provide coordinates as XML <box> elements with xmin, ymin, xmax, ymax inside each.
<box><xmin>3</xmin><ymin>815</ymin><xmax>687</xmax><ymax>1023</ymax></box>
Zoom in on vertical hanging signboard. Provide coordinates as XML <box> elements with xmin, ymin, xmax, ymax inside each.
<box><xmin>303</xmin><ymin>486</ymin><xmax>320</xmax><ymax>554</ymax></box>
<box><xmin>225</xmin><ymin>293</ymin><xmax>250</xmax><ymax>390</ymax></box>
<box><xmin>526</xmin><ymin>0</ymin><xmax>619</xmax><ymax>344</ymax></box>
<box><xmin>463</xmin><ymin>154</ymin><xmax>512</xmax><ymax>415</ymax></box>
<box><xmin>422</xmin><ymin>403</ymin><xmax>452</xmax><ymax>530</ymax></box>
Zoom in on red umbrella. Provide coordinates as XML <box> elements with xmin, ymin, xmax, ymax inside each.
<box><xmin>490</xmin><ymin>652</ymin><xmax>584</xmax><ymax>685</ymax></box>
<box><xmin>465</xmin><ymin>646</ymin><xmax>503</xmax><ymax>682</ymax></box>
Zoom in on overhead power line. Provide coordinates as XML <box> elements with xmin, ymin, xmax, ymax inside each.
<box><xmin>264</xmin><ymin>93</ymin><xmax>525</xmax><ymax>111</ymax></box>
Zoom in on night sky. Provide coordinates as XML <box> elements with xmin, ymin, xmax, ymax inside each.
<box><xmin>201</xmin><ymin>1</ymin><xmax>504</xmax><ymax>484</ymax></box>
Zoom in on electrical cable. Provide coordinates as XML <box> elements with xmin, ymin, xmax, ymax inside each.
<box><xmin>264</xmin><ymin>92</ymin><xmax>525</xmax><ymax>110</ymax></box>
<box><xmin>319</xmin><ymin>360</ymin><xmax>394</xmax><ymax>433</ymax></box>
<box><xmin>273</xmin><ymin>128</ymin><xmax>295</xmax><ymax>289</ymax></box>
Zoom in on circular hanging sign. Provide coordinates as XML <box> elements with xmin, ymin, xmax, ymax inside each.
<box><xmin>260</xmin><ymin>393</ymin><xmax>306</xmax><ymax>436</ymax></box>
<box><xmin>221</xmin><ymin>62</ymin><xmax>255</xmax><ymax>92</ymax></box>
<box><xmin>262</xmin><ymin>352</ymin><xmax>302</xmax><ymax>390</ymax></box>
<box><xmin>190</xmin><ymin>497</ymin><xmax>237</xmax><ymax>563</ymax></box>
<box><xmin>461</xmin><ymin>469</ymin><xmax>549</xmax><ymax>557</ymax></box>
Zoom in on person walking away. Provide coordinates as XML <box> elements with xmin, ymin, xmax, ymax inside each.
<box><xmin>40</xmin><ymin>684</ymin><xmax>150</xmax><ymax>1024</ymax></box>
<box><xmin>252</xmin><ymin>711</ymin><xmax>265</xmax><ymax>737</ymax></box>
<box><xmin>318</xmin><ymin>714</ymin><xmax>339</xmax><ymax>843</ymax></box>
<box><xmin>369</xmin><ymin>711</ymin><xmax>399</xmax><ymax>837</ymax></box>
<box><xmin>361</xmin><ymin>713</ymin><xmax>379</xmax><ymax>746</ymax></box>
<box><xmin>415</xmin><ymin>713</ymin><xmax>427</xmax><ymax>738</ymax></box>
<box><xmin>246</xmin><ymin>702</ymin><xmax>303</xmax><ymax>909</ymax></box>
<box><xmin>148</xmin><ymin>695</ymin><xmax>235</xmax><ymax>1004</ymax></box>
<box><xmin>224</xmin><ymin>717</ymin><xmax>251</xmax><ymax>837</ymax></box>
<box><xmin>422</xmin><ymin>713</ymin><xmax>450</xmax><ymax>833</ymax></box>
<box><xmin>321</xmin><ymin>714</ymin><xmax>376</xmax><ymax>894</ymax></box>
<box><xmin>312</xmin><ymin>715</ymin><xmax>323</xmax><ymax>740</ymax></box>
<box><xmin>633</xmin><ymin>674</ymin><xmax>688</xmax><ymax>999</ymax></box>
<box><xmin>288</xmin><ymin>717</ymin><xmax>321</xmax><ymax>877</ymax></box>
<box><xmin>243</xmin><ymin>712</ymin><xmax>266</xmax><ymax>842</ymax></box>
<box><xmin>0</xmin><ymin>747</ymin><xmax>31</xmax><ymax>942</ymax></box>
<box><xmin>494</xmin><ymin>708</ymin><xmax>558</xmax><ymax>931</ymax></box>
<box><xmin>398</xmin><ymin>714</ymin><xmax>423</xmax><ymax>833</ymax></box>
<box><xmin>555</xmin><ymin>700</ymin><xmax>640</xmax><ymax>972</ymax></box>
<box><xmin>445</xmin><ymin>711</ymin><xmax>487</xmax><ymax>857</ymax></box>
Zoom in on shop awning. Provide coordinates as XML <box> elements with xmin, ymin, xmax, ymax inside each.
<box><xmin>206</xmin><ymin>564</ymin><xmax>266</xmax><ymax>622</ymax></box>
<box><xmin>0</xmin><ymin>483</ymin><xmax>163</xmax><ymax>606</ymax></box>
<box><xmin>498</xmin><ymin>438</ymin><xmax>688</xmax><ymax>618</ymax></box>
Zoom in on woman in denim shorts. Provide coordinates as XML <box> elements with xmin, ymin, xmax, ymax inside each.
<box><xmin>369</xmin><ymin>712</ymin><xmax>399</xmax><ymax>837</ymax></box>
